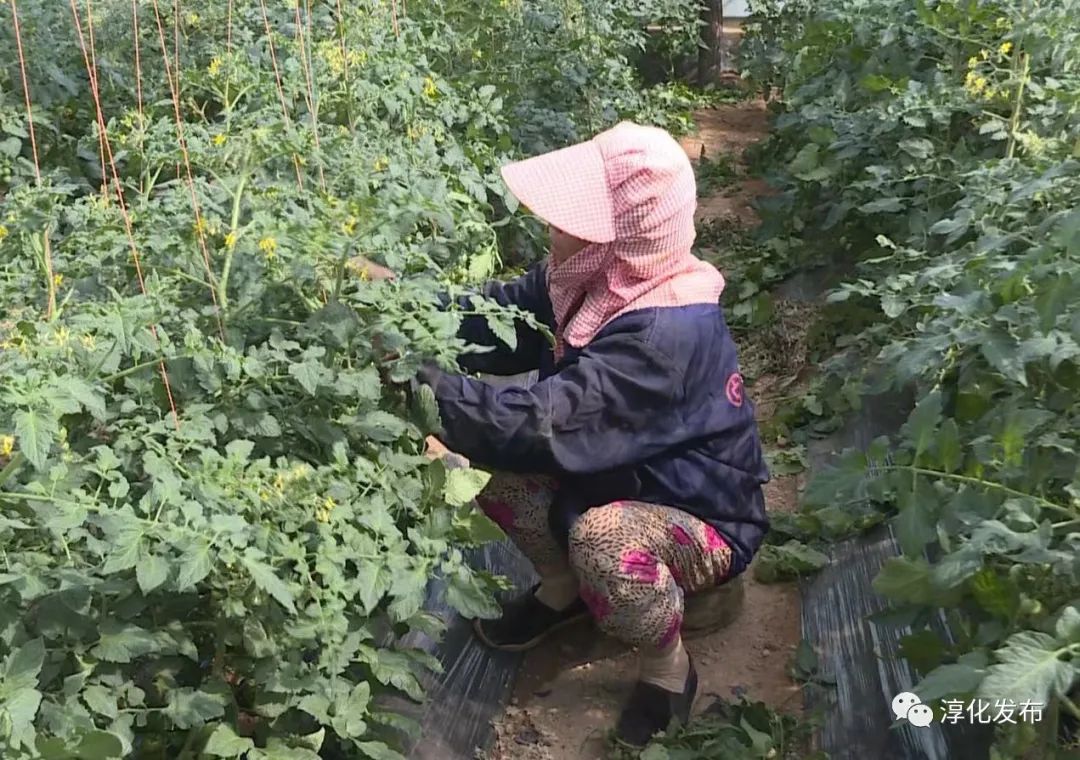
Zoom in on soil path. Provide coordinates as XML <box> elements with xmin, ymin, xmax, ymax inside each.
<box><xmin>485</xmin><ymin>100</ymin><xmax>806</xmax><ymax>760</ymax></box>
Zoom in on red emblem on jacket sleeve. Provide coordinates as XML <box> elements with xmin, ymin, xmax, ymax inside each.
<box><xmin>725</xmin><ymin>373</ymin><xmax>744</xmax><ymax>407</ymax></box>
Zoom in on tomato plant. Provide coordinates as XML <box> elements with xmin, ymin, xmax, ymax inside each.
<box><xmin>0</xmin><ymin>0</ymin><xmax>701</xmax><ymax>757</ymax></box>
<box><xmin>743</xmin><ymin>0</ymin><xmax>1080</xmax><ymax>754</ymax></box>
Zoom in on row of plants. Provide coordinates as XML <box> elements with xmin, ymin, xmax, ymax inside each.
<box><xmin>0</xmin><ymin>0</ymin><xmax>705</xmax><ymax>757</ymax></box>
<box><xmin>740</xmin><ymin>0</ymin><xmax>1080</xmax><ymax>756</ymax></box>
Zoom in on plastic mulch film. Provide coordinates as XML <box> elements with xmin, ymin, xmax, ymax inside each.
<box><xmin>801</xmin><ymin>390</ymin><xmax>994</xmax><ymax>759</ymax></box>
<box><xmin>395</xmin><ymin>371</ymin><xmax>539</xmax><ymax>759</ymax></box>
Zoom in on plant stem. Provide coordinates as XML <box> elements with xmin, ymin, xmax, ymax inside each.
<box><xmin>1005</xmin><ymin>51</ymin><xmax>1030</xmax><ymax>159</ymax></box>
<box><xmin>218</xmin><ymin>173</ymin><xmax>249</xmax><ymax>317</ymax></box>
<box><xmin>0</xmin><ymin>453</ymin><xmax>25</xmax><ymax>487</ymax></box>
<box><xmin>879</xmin><ymin>465</ymin><xmax>1075</xmax><ymax>518</ymax></box>
<box><xmin>103</xmin><ymin>355</ymin><xmax>191</xmax><ymax>383</ymax></box>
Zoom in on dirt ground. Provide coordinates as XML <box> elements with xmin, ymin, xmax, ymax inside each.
<box><xmin>484</xmin><ymin>100</ymin><xmax>806</xmax><ymax>760</ymax></box>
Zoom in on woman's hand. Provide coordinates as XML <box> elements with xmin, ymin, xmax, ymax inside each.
<box><xmin>424</xmin><ymin>435</ymin><xmax>470</xmax><ymax>468</ymax></box>
<box><xmin>348</xmin><ymin>256</ymin><xmax>396</xmax><ymax>282</ymax></box>
<box><xmin>424</xmin><ymin>435</ymin><xmax>452</xmax><ymax>461</ymax></box>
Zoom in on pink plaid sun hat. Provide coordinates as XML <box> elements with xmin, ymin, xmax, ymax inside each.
<box><xmin>500</xmin><ymin>122</ymin><xmax>725</xmax><ymax>358</ymax></box>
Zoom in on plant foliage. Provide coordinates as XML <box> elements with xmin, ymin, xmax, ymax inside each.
<box><xmin>0</xmin><ymin>0</ymin><xmax>701</xmax><ymax>756</ymax></box>
<box><xmin>743</xmin><ymin>0</ymin><xmax>1080</xmax><ymax>754</ymax></box>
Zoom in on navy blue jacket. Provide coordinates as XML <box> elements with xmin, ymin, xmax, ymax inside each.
<box><xmin>421</xmin><ymin>262</ymin><xmax>770</xmax><ymax>574</ymax></box>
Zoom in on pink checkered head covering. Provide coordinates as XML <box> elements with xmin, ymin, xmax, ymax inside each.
<box><xmin>501</xmin><ymin>122</ymin><xmax>724</xmax><ymax>360</ymax></box>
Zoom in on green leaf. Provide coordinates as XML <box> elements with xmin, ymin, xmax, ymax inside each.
<box><xmin>56</xmin><ymin>377</ymin><xmax>106</xmax><ymax>419</ymax></box>
<box><xmin>969</xmin><ymin>568</ymin><xmax>1019</xmax><ymax>618</ymax></box>
<box><xmin>203</xmin><ymin>723</ymin><xmax>255</xmax><ymax>757</ymax></box>
<box><xmin>899</xmin><ymin>630</ymin><xmax>945</xmax><ymax>675</ymax></box>
<box><xmin>136</xmin><ymin>553</ymin><xmax>170</xmax><ymax>594</ymax></box>
<box><xmin>445</xmin><ymin>568</ymin><xmax>500</xmax><ymax>619</ymax></box>
<box><xmin>242</xmin><ymin>555</ymin><xmax>297</xmax><ymax>613</ymax></box>
<box><xmin>357</xmin><ymin>410</ymin><xmax>409</xmax><ymax>442</ymax></box>
<box><xmin>388</xmin><ymin>565</ymin><xmax>429</xmax><ymax>622</ymax></box>
<box><xmin>413</xmin><ymin>383</ymin><xmax>441</xmax><ymax>434</ymax></box>
<box><xmin>176</xmin><ymin>541</ymin><xmax>213</xmax><ymax>590</ymax></box>
<box><xmin>915</xmin><ymin>663</ymin><xmax>986</xmax><ymax>702</ymax></box>
<box><xmin>1035</xmin><ymin>273</ymin><xmax>1074</xmax><ymax>333</ymax></box>
<box><xmin>936</xmin><ymin>418</ymin><xmax>962</xmax><ymax>473</ymax></box>
<box><xmin>3</xmin><ymin>687</ymin><xmax>42</xmax><ymax>750</ymax></box>
<box><xmin>978</xmin><ymin>631</ymin><xmax>1076</xmax><ymax>704</ymax></box>
<box><xmin>903</xmin><ymin>390</ymin><xmax>941</xmax><ymax>459</ymax></box>
<box><xmin>14</xmin><ymin>408</ymin><xmax>58</xmax><ymax>469</ymax></box>
<box><xmin>872</xmin><ymin>557</ymin><xmax>934</xmax><ymax>605</ymax></box>
<box><xmin>894</xmin><ymin>492</ymin><xmax>937</xmax><ymax>557</ymax></box>
<box><xmin>0</xmin><ymin>136</ymin><xmax>21</xmax><ymax>158</ymax></box>
<box><xmin>163</xmin><ymin>687</ymin><xmax>228</xmax><ymax>730</ymax></box>
<box><xmin>484</xmin><ymin>312</ymin><xmax>518</xmax><ymax>351</ymax></box>
<box><xmin>289</xmin><ymin>360</ymin><xmax>327</xmax><ymax>396</ymax></box>
<box><xmin>242</xmin><ymin>618</ymin><xmax>276</xmax><ymax>658</ymax></box>
<box><xmin>881</xmin><ymin>292</ymin><xmax>906</xmax><ymax>318</ymax></box>
<box><xmin>981</xmin><ymin>331</ymin><xmax>1027</xmax><ymax>386</ymax></box>
<box><xmin>91</xmin><ymin>622</ymin><xmax>158</xmax><ymax>663</ymax></box>
<box><xmin>356</xmin><ymin>560</ymin><xmax>392</xmax><ymax>614</ymax></box>
<box><xmin>859</xmin><ymin>197</ymin><xmax>905</xmax><ymax>214</ymax></box>
<box><xmin>102</xmin><ymin>525</ymin><xmax>144</xmax><ymax>575</ymax></box>
<box><xmin>357</xmin><ymin>741</ymin><xmax>406</xmax><ymax>760</ymax></box>
<box><xmin>72</xmin><ymin>730</ymin><xmax>125</xmax><ymax>759</ymax></box>
<box><xmin>753</xmin><ymin>541</ymin><xmax>829</xmax><ymax>583</ymax></box>
<box><xmin>454</xmin><ymin>509</ymin><xmax>506</xmax><ymax>544</ymax></box>
<box><xmin>330</xmin><ymin>682</ymin><xmax>371</xmax><ymax>739</ymax></box>
<box><xmin>3</xmin><ymin>638</ymin><xmax>45</xmax><ymax>689</ymax></box>
<box><xmin>1056</xmin><ymin>606</ymin><xmax>1080</xmax><ymax>642</ymax></box>
<box><xmin>793</xmin><ymin>639</ymin><xmax>819</xmax><ymax>679</ymax></box>
<box><xmin>82</xmin><ymin>684</ymin><xmax>119</xmax><ymax>719</ymax></box>
<box><xmin>443</xmin><ymin>468</ymin><xmax>491</xmax><ymax>507</ymax></box>
<box><xmin>898</xmin><ymin>138</ymin><xmax>934</xmax><ymax>160</ymax></box>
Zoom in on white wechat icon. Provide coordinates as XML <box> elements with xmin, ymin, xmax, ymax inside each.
<box><xmin>892</xmin><ymin>692</ymin><xmax>933</xmax><ymax>727</ymax></box>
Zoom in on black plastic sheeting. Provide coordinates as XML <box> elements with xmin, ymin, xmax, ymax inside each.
<box><xmin>392</xmin><ymin>372</ymin><xmax>538</xmax><ymax>760</ymax></box>
<box><xmin>393</xmin><ymin>540</ymin><xmax>537</xmax><ymax>759</ymax></box>
<box><xmin>781</xmin><ymin>272</ymin><xmax>994</xmax><ymax>759</ymax></box>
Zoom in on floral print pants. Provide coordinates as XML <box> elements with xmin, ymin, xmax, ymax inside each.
<box><xmin>476</xmin><ymin>472</ymin><xmax>734</xmax><ymax>649</ymax></box>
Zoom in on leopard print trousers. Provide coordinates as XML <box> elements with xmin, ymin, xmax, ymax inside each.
<box><xmin>475</xmin><ymin>472</ymin><xmax>734</xmax><ymax>649</ymax></box>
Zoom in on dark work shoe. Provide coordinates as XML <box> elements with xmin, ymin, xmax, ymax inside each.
<box><xmin>615</xmin><ymin>659</ymin><xmax>698</xmax><ymax>747</ymax></box>
<box><xmin>473</xmin><ymin>585</ymin><xmax>589</xmax><ymax>652</ymax></box>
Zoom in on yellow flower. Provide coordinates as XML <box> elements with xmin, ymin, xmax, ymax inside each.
<box><xmin>423</xmin><ymin>77</ymin><xmax>437</xmax><ymax>98</ymax></box>
<box><xmin>274</xmin><ymin>473</ymin><xmax>285</xmax><ymax>492</ymax></box>
<box><xmin>373</xmin><ymin>157</ymin><xmax>389</xmax><ymax>172</ymax></box>
<box><xmin>1</xmin><ymin>435</ymin><xmax>14</xmax><ymax>457</ymax></box>
<box><xmin>964</xmin><ymin>71</ymin><xmax>987</xmax><ymax>95</ymax></box>
<box><xmin>193</xmin><ymin>218</ymin><xmax>208</xmax><ymax>236</ymax></box>
<box><xmin>224</xmin><ymin>232</ymin><xmax>237</xmax><ymax>249</ymax></box>
<box><xmin>967</xmin><ymin>56</ymin><xmax>979</xmax><ymax>69</ymax></box>
<box><xmin>980</xmin><ymin>49</ymin><xmax>990</xmax><ymax>60</ymax></box>
<box><xmin>53</xmin><ymin>326</ymin><xmax>71</xmax><ymax>347</ymax></box>
<box><xmin>208</xmin><ymin>56</ymin><xmax>222</xmax><ymax>76</ymax></box>
<box><xmin>999</xmin><ymin>42</ymin><xmax>1013</xmax><ymax>56</ymax></box>
<box><xmin>80</xmin><ymin>334</ymin><xmax>96</xmax><ymax>350</ymax></box>
<box><xmin>186</xmin><ymin>11</ymin><xmax>200</xmax><ymax>26</ymax></box>
<box><xmin>342</xmin><ymin>216</ymin><xmax>358</xmax><ymax>235</ymax></box>
<box><xmin>53</xmin><ymin>273</ymin><xmax>63</xmax><ymax>288</ymax></box>
<box><xmin>258</xmin><ymin>236</ymin><xmax>277</xmax><ymax>258</ymax></box>
<box><xmin>213</xmin><ymin>133</ymin><xmax>227</xmax><ymax>147</ymax></box>
<box><xmin>0</xmin><ymin>225</ymin><xmax>8</xmax><ymax>242</ymax></box>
